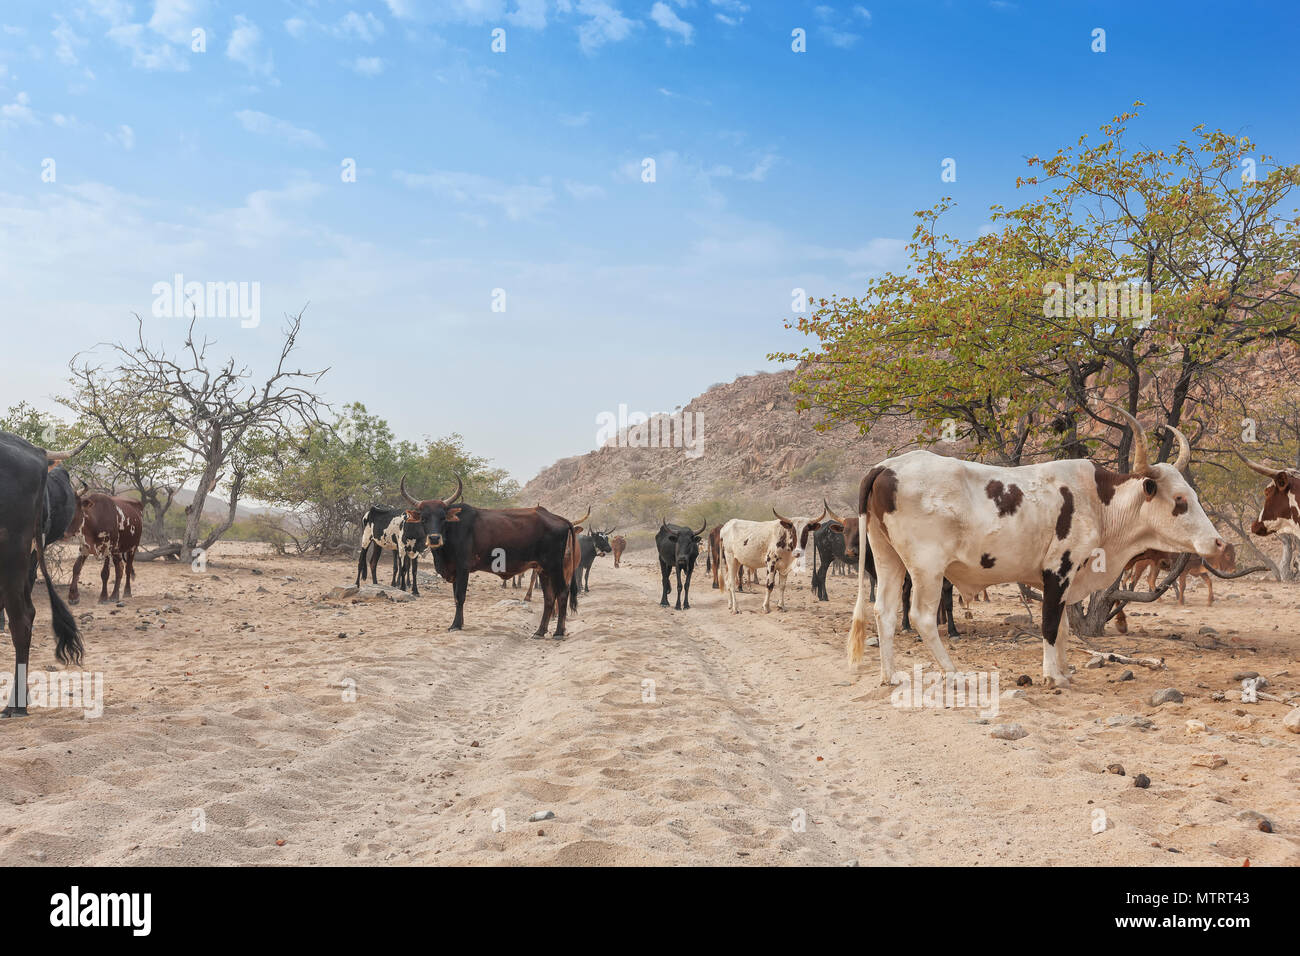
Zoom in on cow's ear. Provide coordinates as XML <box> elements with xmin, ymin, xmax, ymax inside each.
<box><xmin>405</xmin><ymin>509</ymin><xmax>421</xmax><ymax>522</ymax></box>
<box><xmin>1142</xmin><ymin>477</ymin><xmax>1158</xmax><ymax>498</ymax></box>
<box><xmin>1276</xmin><ymin>473</ymin><xmax>1290</xmax><ymax>489</ymax></box>
<box><xmin>807</xmin><ymin>521</ymin><xmax>821</xmax><ymax>530</ymax></box>
<box><xmin>445</xmin><ymin>507</ymin><xmax>461</xmax><ymax>522</ymax></box>
<box><xmin>830</xmin><ymin>522</ymin><xmax>844</xmax><ymax>533</ymax></box>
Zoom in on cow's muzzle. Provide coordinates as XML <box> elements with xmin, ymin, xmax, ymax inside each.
<box><xmin>427</xmin><ymin>534</ymin><xmax>443</xmax><ymax>547</ymax></box>
<box><xmin>1250</xmin><ymin>521</ymin><xmax>1270</xmax><ymax>537</ymax></box>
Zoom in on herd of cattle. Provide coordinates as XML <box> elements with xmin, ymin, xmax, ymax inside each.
<box><xmin>3</xmin><ymin>407</ymin><xmax>1300</xmax><ymax>714</ymax></box>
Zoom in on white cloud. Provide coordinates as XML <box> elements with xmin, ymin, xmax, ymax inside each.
<box><xmin>234</xmin><ymin>110</ymin><xmax>325</xmax><ymax>149</ymax></box>
<box><xmin>394</xmin><ymin>169</ymin><xmax>555</xmax><ymax>220</ymax></box>
<box><xmin>576</xmin><ymin>0</ymin><xmax>636</xmax><ymax>53</ymax></box>
<box><xmin>227</xmin><ymin>15</ymin><xmax>274</xmax><ymax>76</ymax></box>
<box><xmin>52</xmin><ymin>16</ymin><xmax>87</xmax><ymax>66</ymax></box>
<box><xmin>649</xmin><ymin>2</ymin><xmax>693</xmax><ymax>43</ymax></box>
<box><xmin>111</xmin><ymin>123</ymin><xmax>135</xmax><ymax>149</ymax></box>
<box><xmin>149</xmin><ymin>0</ymin><xmax>209</xmax><ymax>44</ymax></box>
<box><xmin>285</xmin><ymin>17</ymin><xmax>308</xmax><ymax>38</ymax></box>
<box><xmin>564</xmin><ymin>180</ymin><xmax>605</xmax><ymax>200</ymax></box>
<box><xmin>350</xmin><ymin>56</ymin><xmax>385</xmax><ymax>76</ymax></box>
<box><xmin>1</xmin><ymin>91</ymin><xmax>36</xmax><ymax>126</ymax></box>
<box><xmin>508</xmin><ymin>0</ymin><xmax>549</xmax><ymax>29</ymax></box>
<box><xmin>336</xmin><ymin>11</ymin><xmax>385</xmax><ymax>42</ymax></box>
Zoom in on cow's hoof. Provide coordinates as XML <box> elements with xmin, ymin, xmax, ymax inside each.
<box><xmin>68</xmin><ymin>596</ymin><xmax>79</xmax><ymax>606</ymax></box>
<box><xmin>552</xmin><ymin>633</ymin><xmax>566</xmax><ymax>641</ymax></box>
<box><xmin>1046</xmin><ymin>674</ymin><xmax>1070</xmax><ymax>689</ymax></box>
<box><xmin>447</xmin><ymin>624</ymin><xmax>463</xmax><ymax>632</ymax></box>
<box><xmin>1</xmin><ymin>706</ymin><xmax>29</xmax><ymax>718</ymax></box>
<box><xmin>531</xmin><ymin>631</ymin><xmax>546</xmax><ymax>639</ymax></box>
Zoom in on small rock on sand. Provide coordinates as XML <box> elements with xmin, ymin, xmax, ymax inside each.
<box><xmin>1133</xmin><ymin>773</ymin><xmax>1150</xmax><ymax>789</ymax></box>
<box><xmin>1282</xmin><ymin>708</ymin><xmax>1300</xmax><ymax>734</ymax></box>
<box><xmin>529</xmin><ymin>811</ymin><xmax>555</xmax><ymax>822</ymax></box>
<box><xmin>990</xmin><ymin>723</ymin><xmax>1028</xmax><ymax>740</ymax></box>
<box><xmin>1150</xmin><ymin>688</ymin><xmax>1184</xmax><ymax>706</ymax></box>
<box><xmin>1191</xmin><ymin>753</ymin><xmax>1227</xmax><ymax>769</ymax></box>
<box><xmin>1107</xmin><ymin>763</ymin><xmax>1126</xmax><ymax>776</ymax></box>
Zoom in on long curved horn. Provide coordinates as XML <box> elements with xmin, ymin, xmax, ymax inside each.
<box><xmin>772</xmin><ymin>507</ymin><xmax>792</xmax><ymax>524</ymax></box>
<box><xmin>1106</xmin><ymin>403</ymin><xmax>1149</xmax><ymax>474</ymax></box>
<box><xmin>46</xmin><ymin>438</ymin><xmax>91</xmax><ymax>463</ymax></box>
<box><xmin>1160</xmin><ymin>423</ymin><xmax>1191</xmax><ymax>473</ymax></box>
<box><xmin>446</xmin><ymin>474</ymin><xmax>463</xmax><ymax>504</ymax></box>
<box><xmin>823</xmin><ymin>498</ymin><xmax>844</xmax><ymax>525</ymax></box>
<box><xmin>1235</xmin><ymin>449</ymin><xmax>1284</xmax><ymax>480</ymax></box>
<box><xmin>811</xmin><ymin>503</ymin><xmax>828</xmax><ymax>525</ymax></box>
<box><xmin>399</xmin><ymin>474</ymin><xmax>420</xmax><ymax>505</ymax></box>
<box><xmin>78</xmin><ymin>478</ymin><xmax>90</xmax><ymax>495</ymax></box>
<box><xmin>695</xmin><ymin>519</ymin><xmax>707</xmax><ymax>537</ymax></box>
<box><xmin>570</xmin><ymin>505</ymin><xmax>591</xmax><ymax>528</ymax></box>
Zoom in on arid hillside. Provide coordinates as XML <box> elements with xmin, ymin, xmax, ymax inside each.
<box><xmin>519</xmin><ymin>370</ymin><xmax>934</xmax><ymax>527</ymax></box>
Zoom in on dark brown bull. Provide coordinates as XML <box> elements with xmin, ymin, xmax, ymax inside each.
<box><xmin>69</xmin><ymin>492</ymin><xmax>143</xmax><ymax>604</ymax></box>
<box><xmin>611</xmin><ymin>535</ymin><xmax>626</xmax><ymax>568</ymax></box>
<box><xmin>414</xmin><ymin>475</ymin><xmax>587</xmax><ymax>638</ymax></box>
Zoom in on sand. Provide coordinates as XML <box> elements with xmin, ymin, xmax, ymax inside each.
<box><xmin>1</xmin><ymin>541</ymin><xmax>1297</xmax><ymax>866</ymax></box>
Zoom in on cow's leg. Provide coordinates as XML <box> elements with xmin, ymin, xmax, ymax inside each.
<box><xmin>534</xmin><ymin>573</ymin><xmax>555</xmax><ymax>638</ymax></box>
<box><xmin>761</xmin><ymin>558</ymin><xmax>777</xmax><ymax>613</ymax></box>
<box><xmin>910</xmin><ymin>572</ymin><xmax>957</xmax><ymax>675</ymax></box>
<box><xmin>368</xmin><ymin>545</ymin><xmax>381</xmax><ymax>586</ymax></box>
<box><xmin>98</xmin><ymin>555</ymin><xmax>111</xmax><ymax>603</ymax></box>
<box><xmin>871</xmin><ymin>535</ymin><xmax>907</xmax><ymax>685</ymax></box>
<box><xmin>1204</xmin><ymin>572</ymin><xmax>1213</xmax><ymax>606</ymax></box>
<box><xmin>941</xmin><ymin>579</ymin><xmax>959</xmax><ymax>639</ymax></box>
<box><xmin>659</xmin><ymin>559</ymin><xmax>671</xmax><ymax>607</ymax></box>
<box><xmin>410</xmin><ymin>556</ymin><xmax>419</xmax><ymax>597</ymax></box>
<box><xmin>776</xmin><ymin>570</ymin><xmax>789</xmax><ymax>610</ymax></box>
<box><xmin>524</xmin><ymin>570</ymin><xmax>537</xmax><ymax>601</ymax></box>
<box><xmin>69</xmin><ymin>553</ymin><xmax>88</xmax><ymax>605</ymax></box>
<box><xmin>448</xmin><ymin>570</ymin><xmax>469</xmax><ymax>631</ymax></box>
<box><xmin>109</xmin><ymin>553</ymin><xmax>125</xmax><ymax>602</ymax></box>
<box><xmin>674</xmin><ymin>565</ymin><xmax>683</xmax><ymax>610</ymax></box>
<box><xmin>124</xmin><ymin>550</ymin><xmax>136</xmax><ymax>598</ymax></box>
<box><xmin>682</xmin><ymin>566</ymin><xmax>692</xmax><ymax>610</ymax></box>
<box><xmin>1</xmin><ymin>566</ymin><xmax>36</xmax><ymax>717</ymax></box>
<box><xmin>1040</xmin><ymin>568</ymin><xmax>1071</xmax><ymax>687</ymax></box>
<box><xmin>550</xmin><ymin>557</ymin><xmax>571</xmax><ymax>638</ymax></box>
<box><xmin>725</xmin><ymin>554</ymin><xmax>742</xmax><ymax>614</ymax></box>
<box><xmin>390</xmin><ymin>548</ymin><xmax>400</xmax><ymax>587</ymax></box>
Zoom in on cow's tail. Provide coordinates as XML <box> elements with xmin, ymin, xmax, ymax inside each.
<box><xmin>566</xmin><ymin>525</ymin><xmax>579</xmax><ymax>613</ymax></box>
<box><xmin>847</xmin><ymin>469</ymin><xmax>881</xmax><ymax>670</ymax></box>
<box><xmin>35</xmin><ymin>472</ymin><xmax>83</xmax><ymax>667</ymax></box>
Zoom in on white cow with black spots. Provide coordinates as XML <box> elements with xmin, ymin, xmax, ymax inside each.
<box><xmin>847</xmin><ymin>408</ymin><xmax>1225</xmax><ymax>687</ymax></box>
<box><xmin>719</xmin><ymin>507</ymin><xmax>826</xmax><ymax>613</ymax></box>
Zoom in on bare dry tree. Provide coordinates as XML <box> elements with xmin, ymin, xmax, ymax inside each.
<box><xmin>75</xmin><ymin>308</ymin><xmax>328</xmax><ymax>560</ymax></box>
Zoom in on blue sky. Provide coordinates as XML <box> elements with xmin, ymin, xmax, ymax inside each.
<box><xmin>1</xmin><ymin>0</ymin><xmax>1297</xmax><ymax>480</ymax></box>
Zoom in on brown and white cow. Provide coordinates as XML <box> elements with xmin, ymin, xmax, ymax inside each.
<box><xmin>719</xmin><ymin>507</ymin><xmax>826</xmax><ymax>613</ymax></box>
<box><xmin>847</xmin><ymin>409</ymin><xmax>1225</xmax><ymax>687</ymax></box>
<box><xmin>611</xmin><ymin>535</ymin><xmax>626</xmax><ymax>568</ymax></box>
<box><xmin>69</xmin><ymin>492</ymin><xmax>144</xmax><ymax>604</ymax></box>
<box><xmin>1240</xmin><ymin>455</ymin><xmax>1300</xmax><ymax>538</ymax></box>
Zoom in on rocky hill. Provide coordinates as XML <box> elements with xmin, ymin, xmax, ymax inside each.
<box><xmin>519</xmin><ymin>369</ymin><xmax>933</xmax><ymax>531</ymax></box>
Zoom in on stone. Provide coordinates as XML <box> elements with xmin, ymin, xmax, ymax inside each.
<box><xmin>529</xmin><ymin>810</ymin><xmax>555</xmax><ymax>822</ymax></box>
<box><xmin>1150</xmin><ymin>688</ymin><xmax>1184</xmax><ymax>706</ymax></box>
<box><xmin>1191</xmin><ymin>753</ymin><xmax>1227</xmax><ymax>769</ymax></box>
<box><xmin>1283</xmin><ymin>708</ymin><xmax>1300</xmax><ymax>734</ymax></box>
<box><xmin>990</xmin><ymin>723</ymin><xmax>1028</xmax><ymax>741</ymax></box>
<box><xmin>1133</xmin><ymin>773</ymin><xmax>1151</xmax><ymax>789</ymax></box>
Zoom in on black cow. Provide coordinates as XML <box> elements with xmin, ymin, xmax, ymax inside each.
<box><xmin>420</xmin><ymin>476</ymin><xmax>584</xmax><ymax>638</ymax></box>
<box><xmin>656</xmin><ymin>519</ymin><xmax>706</xmax><ymax>610</ymax></box>
<box><xmin>810</xmin><ymin>521</ymin><xmax>847</xmax><ymax>601</ymax></box>
<box><xmin>572</xmin><ymin>527</ymin><xmax>613</xmax><ymax>594</ymax></box>
<box><xmin>839</xmin><ymin>501</ymin><xmax>957</xmax><ymax>637</ymax></box>
<box><xmin>1</xmin><ymin>432</ymin><xmax>84</xmax><ymax>717</ymax></box>
<box><xmin>0</xmin><ymin>465</ymin><xmax>79</xmax><ymax>632</ymax></box>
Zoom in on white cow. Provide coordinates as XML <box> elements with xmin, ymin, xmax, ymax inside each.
<box><xmin>847</xmin><ymin>408</ymin><xmax>1225</xmax><ymax>687</ymax></box>
<box><xmin>719</xmin><ymin>507</ymin><xmax>826</xmax><ymax>613</ymax></box>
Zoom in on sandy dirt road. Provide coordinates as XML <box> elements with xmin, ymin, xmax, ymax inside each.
<box><xmin>1</xmin><ymin>543</ymin><xmax>1297</xmax><ymax>865</ymax></box>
